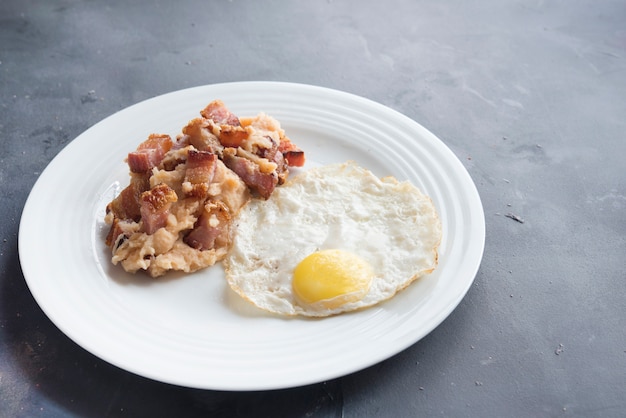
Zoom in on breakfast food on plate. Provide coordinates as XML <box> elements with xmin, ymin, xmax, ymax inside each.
<box><xmin>104</xmin><ymin>100</ymin><xmax>304</xmax><ymax>277</ymax></box>
<box><xmin>224</xmin><ymin>161</ymin><xmax>442</xmax><ymax>317</ymax></box>
<box><xmin>104</xmin><ymin>100</ymin><xmax>441</xmax><ymax>318</ymax></box>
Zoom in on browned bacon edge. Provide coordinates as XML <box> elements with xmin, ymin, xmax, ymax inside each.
<box><xmin>222</xmin><ymin>148</ymin><xmax>278</xmax><ymax>200</ymax></box>
<box><xmin>106</xmin><ymin>172</ymin><xmax>150</xmax><ymax>223</ymax></box>
<box><xmin>139</xmin><ymin>183</ymin><xmax>178</xmax><ymax>235</ymax></box>
<box><xmin>127</xmin><ymin>134</ymin><xmax>173</xmax><ymax>173</ymax></box>
<box><xmin>279</xmin><ymin>138</ymin><xmax>305</xmax><ymax>167</ymax></box>
<box><xmin>184</xmin><ymin>150</ymin><xmax>217</xmax><ymax>198</ymax></box>
<box><xmin>200</xmin><ymin>100</ymin><xmax>241</xmax><ymax>126</ymax></box>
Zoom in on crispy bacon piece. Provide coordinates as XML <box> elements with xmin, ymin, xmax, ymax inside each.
<box><xmin>222</xmin><ymin>148</ymin><xmax>277</xmax><ymax>199</ymax></box>
<box><xmin>252</xmin><ymin>136</ymin><xmax>288</xmax><ymax>185</ymax></box>
<box><xmin>199</xmin><ymin>100</ymin><xmax>249</xmax><ymax>147</ymax></box>
<box><xmin>139</xmin><ymin>183</ymin><xmax>178</xmax><ymax>234</ymax></box>
<box><xmin>127</xmin><ymin>152</ymin><xmax>155</xmax><ymax>173</ymax></box>
<box><xmin>106</xmin><ymin>172</ymin><xmax>151</xmax><ymax>222</ymax></box>
<box><xmin>138</xmin><ymin>133</ymin><xmax>174</xmax><ymax>151</ymax></box>
<box><xmin>183</xmin><ymin>202</ymin><xmax>230</xmax><ymax>251</ymax></box>
<box><xmin>127</xmin><ymin>134</ymin><xmax>174</xmax><ymax>173</ymax></box>
<box><xmin>279</xmin><ymin>138</ymin><xmax>305</xmax><ymax>167</ymax></box>
<box><xmin>181</xmin><ymin>118</ymin><xmax>224</xmax><ymax>154</ymax></box>
<box><xmin>218</xmin><ymin>124</ymin><xmax>249</xmax><ymax>147</ymax></box>
<box><xmin>184</xmin><ymin>150</ymin><xmax>217</xmax><ymax>198</ymax></box>
<box><xmin>200</xmin><ymin>100</ymin><xmax>241</xmax><ymax>126</ymax></box>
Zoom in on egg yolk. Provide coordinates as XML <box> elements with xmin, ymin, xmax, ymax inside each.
<box><xmin>292</xmin><ymin>249</ymin><xmax>374</xmax><ymax>310</ymax></box>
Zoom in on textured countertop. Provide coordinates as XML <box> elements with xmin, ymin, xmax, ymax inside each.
<box><xmin>1</xmin><ymin>1</ymin><xmax>625</xmax><ymax>417</ymax></box>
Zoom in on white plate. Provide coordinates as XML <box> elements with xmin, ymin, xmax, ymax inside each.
<box><xmin>19</xmin><ymin>82</ymin><xmax>484</xmax><ymax>391</ymax></box>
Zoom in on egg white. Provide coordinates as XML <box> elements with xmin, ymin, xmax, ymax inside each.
<box><xmin>224</xmin><ymin>161</ymin><xmax>442</xmax><ymax>317</ymax></box>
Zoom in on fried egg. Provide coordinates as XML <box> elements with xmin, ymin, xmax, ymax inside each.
<box><xmin>224</xmin><ymin>161</ymin><xmax>442</xmax><ymax>317</ymax></box>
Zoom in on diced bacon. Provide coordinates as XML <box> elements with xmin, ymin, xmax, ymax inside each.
<box><xmin>200</xmin><ymin>100</ymin><xmax>241</xmax><ymax>126</ymax></box>
<box><xmin>279</xmin><ymin>138</ymin><xmax>305</xmax><ymax>167</ymax></box>
<box><xmin>184</xmin><ymin>150</ymin><xmax>217</xmax><ymax>197</ymax></box>
<box><xmin>186</xmin><ymin>149</ymin><xmax>217</xmax><ymax>182</ymax></box>
<box><xmin>107</xmin><ymin>185</ymin><xmax>139</xmax><ymax>221</ymax></box>
<box><xmin>182</xmin><ymin>118</ymin><xmax>224</xmax><ymax>154</ymax></box>
<box><xmin>197</xmin><ymin>101</ymin><xmax>249</xmax><ymax>147</ymax></box>
<box><xmin>127</xmin><ymin>150</ymin><xmax>158</xmax><ymax>173</ymax></box>
<box><xmin>127</xmin><ymin>134</ymin><xmax>174</xmax><ymax>173</ymax></box>
<box><xmin>137</xmin><ymin>133</ymin><xmax>174</xmax><ymax>152</ymax></box>
<box><xmin>218</xmin><ymin>124</ymin><xmax>249</xmax><ymax>147</ymax></box>
<box><xmin>139</xmin><ymin>183</ymin><xmax>178</xmax><ymax>234</ymax></box>
<box><xmin>183</xmin><ymin>202</ymin><xmax>230</xmax><ymax>251</ymax></box>
<box><xmin>249</xmin><ymin>136</ymin><xmax>288</xmax><ymax>184</ymax></box>
<box><xmin>106</xmin><ymin>172</ymin><xmax>151</xmax><ymax>222</ymax></box>
<box><xmin>222</xmin><ymin>148</ymin><xmax>277</xmax><ymax>199</ymax></box>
